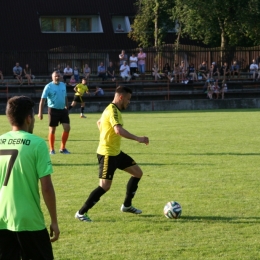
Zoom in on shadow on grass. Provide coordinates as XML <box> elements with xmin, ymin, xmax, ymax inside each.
<box><xmin>52</xmin><ymin>163</ymin><xmax>97</xmax><ymax>166</ymax></box>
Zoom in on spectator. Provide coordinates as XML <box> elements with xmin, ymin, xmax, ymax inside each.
<box><xmin>63</xmin><ymin>65</ymin><xmax>73</xmax><ymax>83</ymax></box>
<box><xmin>73</xmin><ymin>66</ymin><xmax>80</xmax><ymax>82</ymax></box>
<box><xmin>179</xmin><ymin>61</ymin><xmax>186</xmax><ymax>82</ymax></box>
<box><xmin>220</xmin><ymin>80</ymin><xmax>228</xmax><ymax>99</ymax></box>
<box><xmin>119</xmin><ymin>50</ymin><xmax>128</xmax><ymax>66</ymax></box>
<box><xmin>69</xmin><ymin>75</ymin><xmax>77</xmax><ymax>86</ymax></box>
<box><xmin>220</xmin><ymin>62</ymin><xmax>230</xmax><ymax>80</ymax></box>
<box><xmin>13</xmin><ymin>62</ymin><xmax>23</xmax><ymax>85</ymax></box>
<box><xmin>162</xmin><ymin>63</ymin><xmax>171</xmax><ymax>80</ymax></box>
<box><xmin>23</xmin><ymin>64</ymin><xmax>33</xmax><ymax>85</ymax></box>
<box><xmin>0</xmin><ymin>68</ymin><xmax>4</xmax><ymax>84</ymax></box>
<box><xmin>54</xmin><ymin>64</ymin><xmax>63</xmax><ymax>81</ymax></box>
<box><xmin>107</xmin><ymin>61</ymin><xmax>116</xmax><ymax>82</ymax></box>
<box><xmin>137</xmin><ymin>48</ymin><xmax>146</xmax><ymax>78</ymax></box>
<box><xmin>207</xmin><ymin>81</ymin><xmax>214</xmax><ymax>100</ymax></box>
<box><xmin>210</xmin><ymin>62</ymin><xmax>220</xmax><ymax>79</ymax></box>
<box><xmin>129</xmin><ymin>53</ymin><xmax>139</xmax><ymax>78</ymax></box>
<box><xmin>120</xmin><ymin>61</ymin><xmax>131</xmax><ymax>82</ymax></box>
<box><xmin>186</xmin><ymin>63</ymin><xmax>197</xmax><ymax>81</ymax></box>
<box><xmin>152</xmin><ymin>63</ymin><xmax>161</xmax><ymax>82</ymax></box>
<box><xmin>94</xmin><ymin>86</ymin><xmax>104</xmax><ymax>96</ymax></box>
<box><xmin>198</xmin><ymin>61</ymin><xmax>208</xmax><ymax>80</ymax></box>
<box><xmin>171</xmin><ymin>63</ymin><xmax>181</xmax><ymax>83</ymax></box>
<box><xmin>83</xmin><ymin>64</ymin><xmax>91</xmax><ymax>80</ymax></box>
<box><xmin>249</xmin><ymin>59</ymin><xmax>258</xmax><ymax>80</ymax></box>
<box><xmin>115</xmin><ymin>24</ymin><xmax>124</xmax><ymax>32</ymax></box>
<box><xmin>213</xmin><ymin>80</ymin><xmax>220</xmax><ymax>99</ymax></box>
<box><xmin>98</xmin><ymin>62</ymin><xmax>107</xmax><ymax>81</ymax></box>
<box><xmin>230</xmin><ymin>61</ymin><xmax>240</xmax><ymax>78</ymax></box>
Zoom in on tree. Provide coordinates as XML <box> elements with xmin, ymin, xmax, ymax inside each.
<box><xmin>173</xmin><ymin>0</ymin><xmax>260</xmax><ymax>48</ymax></box>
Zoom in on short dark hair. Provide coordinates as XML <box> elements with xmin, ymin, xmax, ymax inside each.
<box><xmin>6</xmin><ymin>96</ymin><xmax>34</xmax><ymax>126</ymax></box>
<box><xmin>115</xmin><ymin>85</ymin><xmax>132</xmax><ymax>95</ymax></box>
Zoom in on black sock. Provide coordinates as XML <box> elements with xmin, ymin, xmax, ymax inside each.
<box><xmin>81</xmin><ymin>106</ymin><xmax>84</xmax><ymax>113</ymax></box>
<box><xmin>78</xmin><ymin>186</ymin><xmax>106</xmax><ymax>214</ymax></box>
<box><xmin>123</xmin><ymin>177</ymin><xmax>141</xmax><ymax>207</ymax></box>
<box><xmin>68</xmin><ymin>105</ymin><xmax>72</xmax><ymax>110</ymax></box>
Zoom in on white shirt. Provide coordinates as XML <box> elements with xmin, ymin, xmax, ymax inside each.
<box><xmin>64</xmin><ymin>68</ymin><xmax>73</xmax><ymax>74</ymax></box>
<box><xmin>250</xmin><ymin>63</ymin><xmax>258</xmax><ymax>71</ymax></box>
<box><xmin>120</xmin><ymin>64</ymin><xmax>130</xmax><ymax>77</ymax></box>
<box><xmin>129</xmin><ymin>56</ymin><xmax>138</xmax><ymax>68</ymax></box>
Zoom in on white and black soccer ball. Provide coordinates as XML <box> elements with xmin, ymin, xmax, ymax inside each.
<box><xmin>163</xmin><ymin>201</ymin><xmax>182</xmax><ymax>219</ymax></box>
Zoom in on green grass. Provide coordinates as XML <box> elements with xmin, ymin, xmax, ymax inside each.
<box><xmin>1</xmin><ymin>109</ymin><xmax>260</xmax><ymax>259</ymax></box>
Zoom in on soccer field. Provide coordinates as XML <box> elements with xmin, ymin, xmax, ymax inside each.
<box><xmin>1</xmin><ymin>109</ymin><xmax>260</xmax><ymax>259</ymax></box>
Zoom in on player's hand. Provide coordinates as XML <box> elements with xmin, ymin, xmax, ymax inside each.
<box><xmin>138</xmin><ymin>136</ymin><xmax>149</xmax><ymax>145</ymax></box>
<box><xmin>38</xmin><ymin>113</ymin><xmax>43</xmax><ymax>120</ymax></box>
<box><xmin>49</xmin><ymin>223</ymin><xmax>60</xmax><ymax>242</ymax></box>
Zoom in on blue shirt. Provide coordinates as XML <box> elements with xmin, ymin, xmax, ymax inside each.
<box><xmin>41</xmin><ymin>82</ymin><xmax>67</xmax><ymax>109</ymax></box>
<box><xmin>98</xmin><ymin>65</ymin><xmax>106</xmax><ymax>73</ymax></box>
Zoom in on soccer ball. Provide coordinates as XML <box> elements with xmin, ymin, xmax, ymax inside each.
<box><xmin>163</xmin><ymin>201</ymin><xmax>182</xmax><ymax>219</ymax></box>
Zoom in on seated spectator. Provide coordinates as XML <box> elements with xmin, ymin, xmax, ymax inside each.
<box><xmin>210</xmin><ymin>62</ymin><xmax>220</xmax><ymax>79</ymax></box>
<box><xmin>179</xmin><ymin>61</ymin><xmax>186</xmax><ymax>82</ymax></box>
<box><xmin>54</xmin><ymin>64</ymin><xmax>63</xmax><ymax>80</ymax></box>
<box><xmin>0</xmin><ymin>68</ymin><xmax>4</xmax><ymax>84</ymax></box>
<box><xmin>63</xmin><ymin>65</ymin><xmax>73</xmax><ymax>82</ymax></box>
<box><xmin>186</xmin><ymin>63</ymin><xmax>197</xmax><ymax>81</ymax></box>
<box><xmin>115</xmin><ymin>24</ymin><xmax>124</xmax><ymax>32</ymax></box>
<box><xmin>120</xmin><ymin>61</ymin><xmax>131</xmax><ymax>82</ymax></box>
<box><xmin>83</xmin><ymin>64</ymin><xmax>91</xmax><ymax>80</ymax></box>
<box><xmin>129</xmin><ymin>53</ymin><xmax>139</xmax><ymax>78</ymax></box>
<box><xmin>162</xmin><ymin>63</ymin><xmax>171</xmax><ymax>80</ymax></box>
<box><xmin>73</xmin><ymin>66</ymin><xmax>80</xmax><ymax>82</ymax></box>
<box><xmin>207</xmin><ymin>81</ymin><xmax>214</xmax><ymax>100</ymax></box>
<box><xmin>13</xmin><ymin>62</ymin><xmax>23</xmax><ymax>85</ymax></box>
<box><xmin>107</xmin><ymin>61</ymin><xmax>116</xmax><ymax>81</ymax></box>
<box><xmin>171</xmin><ymin>63</ymin><xmax>181</xmax><ymax>83</ymax></box>
<box><xmin>198</xmin><ymin>61</ymin><xmax>208</xmax><ymax>80</ymax></box>
<box><xmin>220</xmin><ymin>80</ymin><xmax>228</xmax><ymax>99</ymax></box>
<box><xmin>69</xmin><ymin>75</ymin><xmax>77</xmax><ymax>86</ymax></box>
<box><xmin>152</xmin><ymin>63</ymin><xmax>162</xmax><ymax>81</ymax></box>
<box><xmin>98</xmin><ymin>62</ymin><xmax>107</xmax><ymax>81</ymax></box>
<box><xmin>220</xmin><ymin>62</ymin><xmax>230</xmax><ymax>80</ymax></box>
<box><xmin>213</xmin><ymin>80</ymin><xmax>220</xmax><ymax>99</ymax></box>
<box><xmin>94</xmin><ymin>86</ymin><xmax>104</xmax><ymax>96</ymax></box>
<box><xmin>230</xmin><ymin>61</ymin><xmax>240</xmax><ymax>78</ymax></box>
<box><xmin>249</xmin><ymin>59</ymin><xmax>258</xmax><ymax>80</ymax></box>
<box><xmin>23</xmin><ymin>64</ymin><xmax>33</xmax><ymax>85</ymax></box>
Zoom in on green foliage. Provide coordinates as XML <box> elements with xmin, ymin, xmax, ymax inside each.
<box><xmin>1</xmin><ymin>109</ymin><xmax>258</xmax><ymax>259</ymax></box>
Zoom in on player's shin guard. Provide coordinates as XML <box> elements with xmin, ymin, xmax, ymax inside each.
<box><xmin>78</xmin><ymin>186</ymin><xmax>106</xmax><ymax>214</ymax></box>
<box><xmin>123</xmin><ymin>177</ymin><xmax>141</xmax><ymax>207</ymax></box>
<box><xmin>48</xmin><ymin>133</ymin><xmax>55</xmax><ymax>151</ymax></box>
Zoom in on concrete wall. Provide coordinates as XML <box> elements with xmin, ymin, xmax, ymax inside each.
<box><xmin>1</xmin><ymin>98</ymin><xmax>260</xmax><ymax>114</ymax></box>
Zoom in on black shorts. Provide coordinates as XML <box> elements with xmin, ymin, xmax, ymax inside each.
<box><xmin>73</xmin><ymin>95</ymin><xmax>84</xmax><ymax>103</ymax></box>
<box><xmin>48</xmin><ymin>107</ymin><xmax>70</xmax><ymax>127</ymax></box>
<box><xmin>0</xmin><ymin>228</ymin><xmax>53</xmax><ymax>260</ymax></box>
<box><xmin>97</xmin><ymin>151</ymin><xmax>136</xmax><ymax>180</ymax></box>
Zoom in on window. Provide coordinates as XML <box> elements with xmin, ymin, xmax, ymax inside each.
<box><xmin>41</xmin><ymin>17</ymin><xmax>66</xmax><ymax>32</ymax></box>
<box><xmin>71</xmin><ymin>18</ymin><xmax>91</xmax><ymax>32</ymax></box>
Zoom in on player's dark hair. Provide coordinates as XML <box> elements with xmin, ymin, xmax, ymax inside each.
<box><xmin>115</xmin><ymin>85</ymin><xmax>132</xmax><ymax>95</ymax></box>
<box><xmin>6</xmin><ymin>96</ymin><xmax>35</xmax><ymax>126</ymax></box>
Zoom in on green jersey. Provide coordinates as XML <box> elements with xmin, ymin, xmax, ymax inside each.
<box><xmin>0</xmin><ymin>130</ymin><xmax>53</xmax><ymax>231</ymax></box>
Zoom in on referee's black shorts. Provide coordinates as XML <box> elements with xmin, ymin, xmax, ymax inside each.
<box><xmin>48</xmin><ymin>107</ymin><xmax>70</xmax><ymax>127</ymax></box>
<box><xmin>97</xmin><ymin>151</ymin><xmax>136</xmax><ymax>180</ymax></box>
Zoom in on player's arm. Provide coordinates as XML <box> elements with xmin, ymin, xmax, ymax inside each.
<box><xmin>40</xmin><ymin>175</ymin><xmax>60</xmax><ymax>242</ymax></box>
<box><xmin>114</xmin><ymin>124</ymin><xmax>149</xmax><ymax>145</ymax></box>
<box><xmin>38</xmin><ymin>98</ymin><xmax>46</xmax><ymax>120</ymax></box>
<box><xmin>97</xmin><ymin>119</ymin><xmax>101</xmax><ymax>130</ymax></box>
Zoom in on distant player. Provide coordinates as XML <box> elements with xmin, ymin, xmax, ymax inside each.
<box><xmin>68</xmin><ymin>77</ymin><xmax>90</xmax><ymax>118</ymax></box>
<box><xmin>0</xmin><ymin>96</ymin><xmax>59</xmax><ymax>259</ymax></box>
<box><xmin>75</xmin><ymin>85</ymin><xmax>149</xmax><ymax>222</ymax></box>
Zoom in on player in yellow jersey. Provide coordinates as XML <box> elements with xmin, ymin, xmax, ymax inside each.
<box><xmin>68</xmin><ymin>78</ymin><xmax>90</xmax><ymax>118</ymax></box>
<box><xmin>75</xmin><ymin>85</ymin><xmax>149</xmax><ymax>222</ymax></box>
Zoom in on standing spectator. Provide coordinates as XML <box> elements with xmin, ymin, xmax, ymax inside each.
<box><xmin>68</xmin><ymin>78</ymin><xmax>90</xmax><ymax>118</ymax></box>
<box><xmin>230</xmin><ymin>61</ymin><xmax>240</xmax><ymax>78</ymax></box>
<box><xmin>186</xmin><ymin>63</ymin><xmax>197</xmax><ymax>81</ymax></box>
<box><xmin>0</xmin><ymin>96</ymin><xmax>59</xmax><ymax>259</ymax></box>
<box><xmin>94</xmin><ymin>86</ymin><xmax>104</xmax><ymax>96</ymax></box>
<box><xmin>13</xmin><ymin>62</ymin><xmax>23</xmax><ymax>85</ymax></box>
<box><xmin>97</xmin><ymin>62</ymin><xmax>107</xmax><ymax>81</ymax></box>
<box><xmin>63</xmin><ymin>65</ymin><xmax>73</xmax><ymax>83</ymax></box>
<box><xmin>137</xmin><ymin>48</ymin><xmax>146</xmax><ymax>78</ymax></box>
<box><xmin>38</xmin><ymin>71</ymin><xmax>71</xmax><ymax>155</ymax></box>
<box><xmin>107</xmin><ymin>61</ymin><xmax>116</xmax><ymax>81</ymax></box>
<box><xmin>74</xmin><ymin>86</ymin><xmax>149</xmax><ymax>222</ymax></box>
<box><xmin>129</xmin><ymin>53</ymin><xmax>139</xmax><ymax>78</ymax></box>
<box><xmin>0</xmin><ymin>68</ymin><xmax>4</xmax><ymax>84</ymax></box>
<box><xmin>73</xmin><ymin>65</ymin><xmax>80</xmax><ymax>82</ymax></box>
<box><xmin>120</xmin><ymin>61</ymin><xmax>131</xmax><ymax>82</ymax></box>
<box><xmin>23</xmin><ymin>64</ymin><xmax>33</xmax><ymax>85</ymax></box>
<box><xmin>220</xmin><ymin>62</ymin><xmax>230</xmax><ymax>80</ymax></box>
<box><xmin>83</xmin><ymin>64</ymin><xmax>91</xmax><ymax>80</ymax></box>
<box><xmin>119</xmin><ymin>50</ymin><xmax>128</xmax><ymax>66</ymax></box>
<box><xmin>249</xmin><ymin>59</ymin><xmax>258</xmax><ymax>80</ymax></box>
<box><xmin>198</xmin><ymin>61</ymin><xmax>208</xmax><ymax>80</ymax></box>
